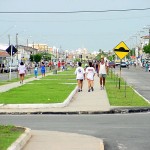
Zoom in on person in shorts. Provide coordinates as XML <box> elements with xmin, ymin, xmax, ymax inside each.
<box><xmin>98</xmin><ymin>57</ymin><xmax>108</xmax><ymax>90</ymax></box>
<box><xmin>41</xmin><ymin>62</ymin><xmax>46</xmax><ymax>77</ymax></box>
<box><xmin>34</xmin><ymin>64</ymin><xmax>38</xmax><ymax>78</ymax></box>
<box><xmin>75</xmin><ymin>62</ymin><xmax>85</xmax><ymax>92</ymax></box>
<box><xmin>86</xmin><ymin>62</ymin><xmax>96</xmax><ymax>92</ymax></box>
<box><xmin>18</xmin><ymin>62</ymin><xmax>26</xmax><ymax>84</ymax></box>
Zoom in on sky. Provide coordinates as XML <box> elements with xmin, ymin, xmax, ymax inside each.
<box><xmin>0</xmin><ymin>0</ymin><xmax>150</xmax><ymax>52</ymax></box>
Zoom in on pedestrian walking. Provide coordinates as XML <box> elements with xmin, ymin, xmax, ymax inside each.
<box><xmin>75</xmin><ymin>62</ymin><xmax>85</xmax><ymax>92</ymax></box>
<box><xmin>98</xmin><ymin>57</ymin><xmax>108</xmax><ymax>90</ymax></box>
<box><xmin>41</xmin><ymin>62</ymin><xmax>46</xmax><ymax>77</ymax></box>
<box><xmin>85</xmin><ymin>62</ymin><xmax>96</xmax><ymax>92</ymax></box>
<box><xmin>34</xmin><ymin>64</ymin><xmax>38</xmax><ymax>78</ymax></box>
<box><xmin>145</xmin><ymin>61</ymin><xmax>149</xmax><ymax>72</ymax></box>
<box><xmin>58</xmin><ymin>61</ymin><xmax>61</xmax><ymax>71</ymax></box>
<box><xmin>18</xmin><ymin>62</ymin><xmax>26</xmax><ymax>84</ymax></box>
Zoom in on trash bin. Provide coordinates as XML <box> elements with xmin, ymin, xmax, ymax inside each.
<box><xmin>53</xmin><ymin>70</ymin><xmax>57</xmax><ymax>74</ymax></box>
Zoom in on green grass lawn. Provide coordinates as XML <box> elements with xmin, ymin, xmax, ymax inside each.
<box><xmin>0</xmin><ymin>125</ymin><xmax>24</xmax><ymax>150</ymax></box>
<box><xmin>106</xmin><ymin>73</ymin><xmax>150</xmax><ymax>106</ymax></box>
<box><xmin>0</xmin><ymin>69</ymin><xmax>76</xmax><ymax>104</ymax></box>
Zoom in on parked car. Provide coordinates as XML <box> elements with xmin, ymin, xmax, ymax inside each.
<box><xmin>108</xmin><ymin>61</ymin><xmax>115</xmax><ymax>68</ymax></box>
<box><xmin>4</xmin><ymin>66</ymin><xmax>18</xmax><ymax>73</ymax></box>
<box><xmin>120</xmin><ymin>62</ymin><xmax>127</xmax><ymax>68</ymax></box>
<box><xmin>115</xmin><ymin>60</ymin><xmax>120</xmax><ymax>66</ymax></box>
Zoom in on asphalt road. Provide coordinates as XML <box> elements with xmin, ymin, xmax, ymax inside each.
<box><xmin>0</xmin><ymin>72</ymin><xmax>17</xmax><ymax>80</ymax></box>
<box><xmin>0</xmin><ymin>113</ymin><xmax>150</xmax><ymax>150</ymax></box>
<box><xmin>114</xmin><ymin>65</ymin><xmax>150</xmax><ymax>101</ymax></box>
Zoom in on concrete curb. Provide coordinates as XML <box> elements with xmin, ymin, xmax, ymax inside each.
<box><xmin>7</xmin><ymin>127</ymin><xmax>31</xmax><ymax>150</ymax></box>
<box><xmin>0</xmin><ymin>86</ymin><xmax>78</xmax><ymax>109</ymax></box>
<box><xmin>0</xmin><ymin>107</ymin><xmax>149</xmax><ymax>115</ymax></box>
<box><xmin>100</xmin><ymin>139</ymin><xmax>104</xmax><ymax>150</ymax></box>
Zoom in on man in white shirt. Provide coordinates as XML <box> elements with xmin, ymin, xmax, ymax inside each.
<box><xmin>75</xmin><ymin>62</ymin><xmax>85</xmax><ymax>92</ymax></box>
<box><xmin>98</xmin><ymin>57</ymin><xmax>108</xmax><ymax>90</ymax></box>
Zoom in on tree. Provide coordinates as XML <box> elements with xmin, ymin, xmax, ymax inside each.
<box><xmin>41</xmin><ymin>53</ymin><xmax>52</xmax><ymax>61</ymax></box>
<box><xmin>108</xmin><ymin>54</ymin><xmax>115</xmax><ymax>61</ymax></box>
<box><xmin>30</xmin><ymin>55</ymin><xmax>34</xmax><ymax>62</ymax></box>
<box><xmin>34</xmin><ymin>54</ymin><xmax>42</xmax><ymax>63</ymax></box>
<box><xmin>143</xmin><ymin>44</ymin><xmax>150</xmax><ymax>54</ymax></box>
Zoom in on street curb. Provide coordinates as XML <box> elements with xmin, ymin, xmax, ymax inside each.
<box><xmin>0</xmin><ymin>107</ymin><xmax>150</xmax><ymax>115</ymax></box>
<box><xmin>7</xmin><ymin>127</ymin><xmax>31</xmax><ymax>150</ymax></box>
<box><xmin>100</xmin><ymin>140</ymin><xmax>104</xmax><ymax>150</ymax></box>
<box><xmin>110</xmin><ymin>107</ymin><xmax>150</xmax><ymax>114</ymax></box>
<box><xmin>0</xmin><ymin>86</ymin><xmax>78</xmax><ymax>109</ymax></box>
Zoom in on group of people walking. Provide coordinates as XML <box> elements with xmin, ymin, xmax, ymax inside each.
<box><xmin>18</xmin><ymin>62</ymin><xmax>46</xmax><ymax>84</ymax></box>
<box><xmin>75</xmin><ymin>57</ymin><xmax>108</xmax><ymax>92</ymax></box>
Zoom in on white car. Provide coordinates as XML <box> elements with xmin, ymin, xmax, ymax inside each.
<box><xmin>4</xmin><ymin>66</ymin><xmax>18</xmax><ymax>73</ymax></box>
<box><xmin>120</xmin><ymin>62</ymin><xmax>127</xmax><ymax>68</ymax></box>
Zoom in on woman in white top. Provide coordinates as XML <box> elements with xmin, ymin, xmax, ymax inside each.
<box><xmin>75</xmin><ymin>62</ymin><xmax>85</xmax><ymax>92</ymax></box>
<box><xmin>18</xmin><ymin>62</ymin><xmax>26</xmax><ymax>84</ymax></box>
<box><xmin>86</xmin><ymin>62</ymin><xmax>96</xmax><ymax>92</ymax></box>
<box><xmin>98</xmin><ymin>57</ymin><xmax>108</xmax><ymax>90</ymax></box>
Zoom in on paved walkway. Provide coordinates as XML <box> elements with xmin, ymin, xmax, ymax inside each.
<box><xmin>22</xmin><ymin>130</ymin><xmax>104</xmax><ymax>150</ymax></box>
<box><xmin>0</xmin><ymin>72</ymin><xmax>110</xmax><ymax>150</ymax></box>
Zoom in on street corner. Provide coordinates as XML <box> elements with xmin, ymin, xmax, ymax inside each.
<box><xmin>7</xmin><ymin>127</ymin><xmax>31</xmax><ymax>150</ymax></box>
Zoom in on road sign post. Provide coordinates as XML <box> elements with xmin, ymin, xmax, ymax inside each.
<box><xmin>9</xmin><ymin>45</ymin><xmax>13</xmax><ymax>80</ymax></box>
<box><xmin>6</xmin><ymin>45</ymin><xmax>18</xmax><ymax>80</ymax></box>
<box><xmin>114</xmin><ymin>41</ymin><xmax>130</xmax><ymax>89</ymax></box>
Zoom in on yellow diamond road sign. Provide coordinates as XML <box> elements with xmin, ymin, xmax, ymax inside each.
<box><xmin>114</xmin><ymin>41</ymin><xmax>130</xmax><ymax>59</ymax></box>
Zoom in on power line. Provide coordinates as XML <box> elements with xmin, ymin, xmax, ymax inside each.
<box><xmin>0</xmin><ymin>7</ymin><xmax>150</xmax><ymax>14</ymax></box>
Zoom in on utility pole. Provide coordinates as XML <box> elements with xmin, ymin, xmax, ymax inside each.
<box><xmin>16</xmin><ymin>33</ymin><xmax>19</xmax><ymax>78</ymax></box>
<box><xmin>27</xmin><ymin>39</ymin><xmax>28</xmax><ymax>47</ymax></box>
<box><xmin>16</xmin><ymin>33</ymin><xmax>18</xmax><ymax>60</ymax></box>
<box><xmin>149</xmin><ymin>28</ymin><xmax>150</xmax><ymax>44</ymax></box>
<box><xmin>8</xmin><ymin>34</ymin><xmax>10</xmax><ymax>46</ymax></box>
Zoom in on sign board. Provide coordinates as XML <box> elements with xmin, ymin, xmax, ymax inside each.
<box><xmin>6</xmin><ymin>45</ymin><xmax>18</xmax><ymax>56</ymax></box>
<box><xmin>114</xmin><ymin>41</ymin><xmax>130</xmax><ymax>59</ymax></box>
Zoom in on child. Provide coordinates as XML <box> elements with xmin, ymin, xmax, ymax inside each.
<box><xmin>41</xmin><ymin>62</ymin><xmax>46</xmax><ymax>77</ymax></box>
<box><xmin>34</xmin><ymin>64</ymin><xmax>38</xmax><ymax>78</ymax></box>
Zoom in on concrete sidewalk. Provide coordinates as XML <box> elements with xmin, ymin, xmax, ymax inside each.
<box><xmin>22</xmin><ymin>130</ymin><xmax>104</xmax><ymax>150</ymax></box>
<box><xmin>0</xmin><ymin>73</ymin><xmax>109</xmax><ymax>150</ymax></box>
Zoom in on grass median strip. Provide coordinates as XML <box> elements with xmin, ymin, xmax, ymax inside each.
<box><xmin>0</xmin><ymin>69</ymin><xmax>76</xmax><ymax>104</ymax></box>
<box><xmin>0</xmin><ymin>125</ymin><xmax>24</xmax><ymax>150</ymax></box>
<box><xmin>106</xmin><ymin>73</ymin><xmax>150</xmax><ymax>106</ymax></box>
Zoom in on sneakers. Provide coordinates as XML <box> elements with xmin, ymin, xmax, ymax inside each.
<box><xmin>100</xmin><ymin>86</ymin><xmax>105</xmax><ymax>90</ymax></box>
<box><xmin>91</xmin><ymin>87</ymin><xmax>94</xmax><ymax>91</ymax></box>
<box><xmin>88</xmin><ymin>89</ymin><xmax>90</xmax><ymax>92</ymax></box>
<box><xmin>78</xmin><ymin>89</ymin><xmax>82</xmax><ymax>92</ymax></box>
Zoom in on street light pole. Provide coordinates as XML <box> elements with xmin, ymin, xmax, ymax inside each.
<box><xmin>16</xmin><ymin>33</ymin><xmax>19</xmax><ymax>78</ymax></box>
<box><xmin>8</xmin><ymin>34</ymin><xmax>10</xmax><ymax>46</ymax></box>
<box><xmin>27</xmin><ymin>39</ymin><xmax>28</xmax><ymax>47</ymax></box>
<box><xmin>149</xmin><ymin>28</ymin><xmax>150</xmax><ymax>44</ymax></box>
